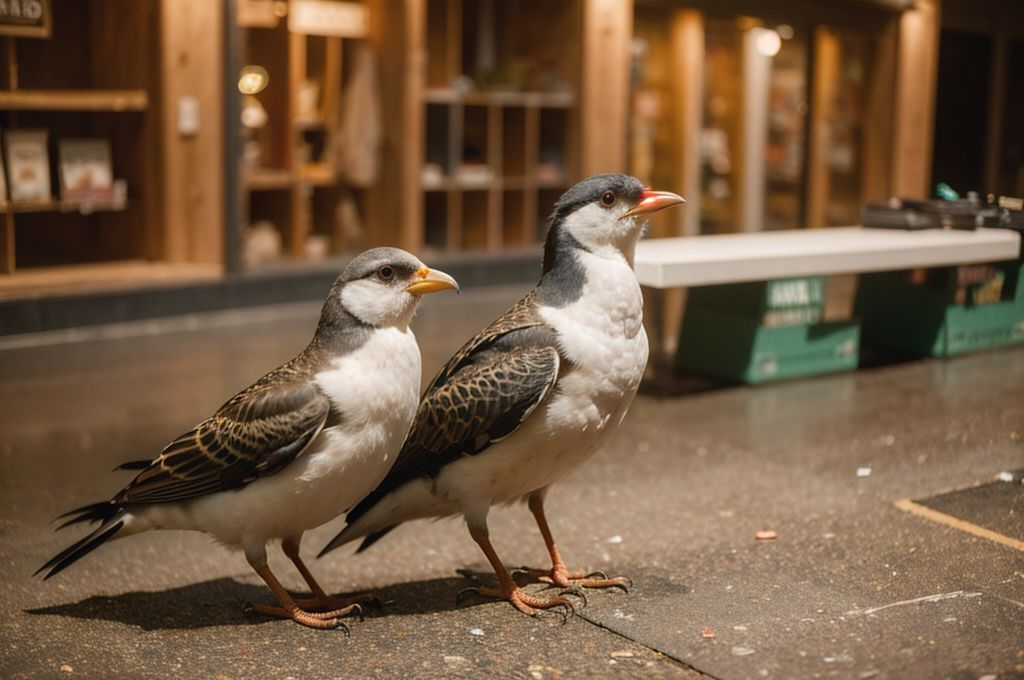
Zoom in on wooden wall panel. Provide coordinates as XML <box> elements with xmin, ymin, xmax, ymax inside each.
<box><xmin>159</xmin><ymin>0</ymin><xmax>225</xmax><ymax>265</ymax></box>
<box><xmin>580</xmin><ymin>0</ymin><xmax>632</xmax><ymax>175</ymax></box>
<box><xmin>891</xmin><ymin>0</ymin><xmax>940</xmax><ymax>198</ymax></box>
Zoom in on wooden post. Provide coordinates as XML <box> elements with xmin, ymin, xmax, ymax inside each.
<box><xmin>669</xmin><ymin>9</ymin><xmax>703</xmax><ymax>238</ymax></box>
<box><xmin>159</xmin><ymin>0</ymin><xmax>225</xmax><ymax>264</ymax></box>
<box><xmin>891</xmin><ymin>0</ymin><xmax>940</xmax><ymax>199</ymax></box>
<box><xmin>861</xmin><ymin>18</ymin><xmax>898</xmax><ymax>204</ymax></box>
<box><xmin>366</xmin><ymin>0</ymin><xmax>424</xmax><ymax>253</ymax></box>
<box><xmin>580</xmin><ymin>0</ymin><xmax>632</xmax><ymax>175</ymax></box>
<box><xmin>805</xmin><ymin>26</ymin><xmax>839</xmax><ymax>228</ymax></box>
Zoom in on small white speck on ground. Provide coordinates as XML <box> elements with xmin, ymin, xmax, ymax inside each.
<box><xmin>607</xmin><ymin>535</ymin><xmax>623</xmax><ymax>544</ymax></box>
<box><xmin>995</xmin><ymin>471</ymin><xmax>1014</xmax><ymax>482</ymax></box>
<box><xmin>469</xmin><ymin>628</ymin><xmax>484</xmax><ymax>637</ymax></box>
<box><xmin>59</xmin><ymin>665</ymin><xmax>73</xmax><ymax>674</ymax></box>
<box><xmin>731</xmin><ymin>646</ymin><xmax>756</xmax><ymax>656</ymax></box>
<box><xmin>857</xmin><ymin>467</ymin><xmax>872</xmax><ymax>477</ymax></box>
<box><xmin>610</xmin><ymin>651</ymin><xmax>634</xmax><ymax>658</ymax></box>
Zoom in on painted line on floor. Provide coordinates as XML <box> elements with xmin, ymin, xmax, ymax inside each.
<box><xmin>895</xmin><ymin>498</ymin><xmax>1024</xmax><ymax>552</ymax></box>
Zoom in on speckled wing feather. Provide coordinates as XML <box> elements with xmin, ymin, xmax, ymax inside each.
<box><xmin>345</xmin><ymin>293</ymin><xmax>560</xmax><ymax>515</ymax></box>
<box><xmin>117</xmin><ymin>359</ymin><xmax>331</xmax><ymax>505</ymax></box>
<box><xmin>423</xmin><ymin>290</ymin><xmax>546</xmax><ymax>392</ymax></box>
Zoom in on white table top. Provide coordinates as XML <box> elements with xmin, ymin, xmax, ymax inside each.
<box><xmin>634</xmin><ymin>226</ymin><xmax>1022</xmax><ymax>289</ymax></box>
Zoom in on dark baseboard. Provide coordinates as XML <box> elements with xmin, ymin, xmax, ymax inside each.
<box><xmin>0</xmin><ymin>251</ymin><xmax>542</xmax><ymax>337</ymax></box>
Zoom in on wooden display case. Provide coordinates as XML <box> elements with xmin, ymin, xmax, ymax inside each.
<box><xmin>236</xmin><ymin>0</ymin><xmax>370</xmax><ymax>266</ymax></box>
<box><xmin>0</xmin><ymin>0</ymin><xmax>224</xmax><ymax>283</ymax></box>
<box><xmin>368</xmin><ymin>0</ymin><xmax>583</xmax><ymax>255</ymax></box>
<box><xmin>0</xmin><ymin>2</ymin><xmax>153</xmax><ymax>274</ymax></box>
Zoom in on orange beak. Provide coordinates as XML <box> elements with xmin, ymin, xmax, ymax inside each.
<box><xmin>405</xmin><ymin>266</ymin><xmax>460</xmax><ymax>296</ymax></box>
<box><xmin>625</xmin><ymin>189</ymin><xmax>686</xmax><ymax>217</ymax></box>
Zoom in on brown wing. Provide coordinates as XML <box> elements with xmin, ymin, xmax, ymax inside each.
<box><xmin>343</xmin><ymin>316</ymin><xmax>561</xmax><ymax>524</ymax></box>
<box><xmin>117</xmin><ymin>364</ymin><xmax>330</xmax><ymax>505</ymax></box>
<box><xmin>424</xmin><ymin>290</ymin><xmax>545</xmax><ymax>391</ymax></box>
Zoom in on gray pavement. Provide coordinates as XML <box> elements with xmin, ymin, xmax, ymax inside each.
<box><xmin>1</xmin><ymin>283</ymin><xmax>1022</xmax><ymax>679</ymax></box>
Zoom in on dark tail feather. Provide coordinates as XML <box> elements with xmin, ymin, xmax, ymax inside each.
<box><xmin>113</xmin><ymin>459</ymin><xmax>151</xmax><ymax>472</ymax></box>
<box><xmin>36</xmin><ymin>519</ymin><xmax>125</xmax><ymax>580</ymax></box>
<box><xmin>54</xmin><ymin>501</ymin><xmax>120</xmax><ymax>530</ymax></box>
<box><xmin>355</xmin><ymin>526</ymin><xmax>397</xmax><ymax>553</ymax></box>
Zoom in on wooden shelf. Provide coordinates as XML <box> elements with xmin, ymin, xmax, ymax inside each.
<box><xmin>0</xmin><ymin>89</ymin><xmax>149</xmax><ymax>112</ymax></box>
<box><xmin>244</xmin><ymin>168</ymin><xmax>294</xmax><ymax>191</ymax></box>
<box><xmin>424</xmin><ymin>88</ymin><xmax>575</xmax><ymax>108</ymax></box>
<box><xmin>1</xmin><ymin>197</ymin><xmax>127</xmax><ymax>215</ymax></box>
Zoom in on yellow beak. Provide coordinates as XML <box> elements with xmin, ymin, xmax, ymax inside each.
<box><xmin>624</xmin><ymin>189</ymin><xmax>686</xmax><ymax>217</ymax></box>
<box><xmin>405</xmin><ymin>266</ymin><xmax>460</xmax><ymax>296</ymax></box>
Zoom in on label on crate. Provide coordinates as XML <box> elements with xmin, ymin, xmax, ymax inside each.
<box><xmin>767</xmin><ymin>278</ymin><xmax>825</xmax><ymax>310</ymax></box>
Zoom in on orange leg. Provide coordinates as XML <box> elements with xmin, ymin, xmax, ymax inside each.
<box><xmin>282</xmin><ymin>537</ymin><xmax>377</xmax><ymax>613</ymax></box>
<box><xmin>459</xmin><ymin>522</ymin><xmax>575</xmax><ymax>619</ymax></box>
<box><xmin>246</xmin><ymin>562</ymin><xmax>360</xmax><ymax>631</ymax></box>
<box><xmin>518</xmin><ymin>493</ymin><xmax>632</xmax><ymax>591</ymax></box>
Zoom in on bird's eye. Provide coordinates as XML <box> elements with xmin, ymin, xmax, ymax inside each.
<box><xmin>600</xmin><ymin>191</ymin><xmax>616</xmax><ymax>208</ymax></box>
<box><xmin>377</xmin><ymin>266</ymin><xmax>395</xmax><ymax>281</ymax></box>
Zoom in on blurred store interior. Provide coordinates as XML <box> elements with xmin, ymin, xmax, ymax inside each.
<box><xmin>0</xmin><ymin>0</ymin><xmax>1021</xmax><ymax>336</ymax></box>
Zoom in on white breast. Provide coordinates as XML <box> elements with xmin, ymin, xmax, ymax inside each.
<box><xmin>433</xmin><ymin>250</ymin><xmax>648</xmax><ymax>513</ymax></box>
<box><xmin>539</xmin><ymin>249</ymin><xmax>648</xmax><ymax>432</ymax></box>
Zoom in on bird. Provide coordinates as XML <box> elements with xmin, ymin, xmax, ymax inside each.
<box><xmin>36</xmin><ymin>247</ymin><xmax>459</xmax><ymax>630</ymax></box>
<box><xmin>319</xmin><ymin>174</ymin><xmax>684</xmax><ymax>616</ymax></box>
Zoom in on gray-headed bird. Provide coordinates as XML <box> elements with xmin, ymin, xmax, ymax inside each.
<box><xmin>37</xmin><ymin>248</ymin><xmax>458</xmax><ymax>630</ymax></box>
<box><xmin>320</xmin><ymin>175</ymin><xmax>684</xmax><ymax>616</ymax></box>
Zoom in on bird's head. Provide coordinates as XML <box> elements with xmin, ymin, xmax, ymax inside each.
<box><xmin>323</xmin><ymin>247</ymin><xmax>458</xmax><ymax>331</ymax></box>
<box><xmin>543</xmin><ymin>173</ymin><xmax>684</xmax><ymax>271</ymax></box>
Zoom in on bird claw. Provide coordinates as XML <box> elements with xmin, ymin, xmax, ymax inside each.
<box><xmin>560</xmin><ymin>584</ymin><xmax>589</xmax><ymax>608</ymax></box>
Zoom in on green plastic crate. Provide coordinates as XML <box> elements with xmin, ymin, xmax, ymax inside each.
<box><xmin>687</xmin><ymin>277</ymin><xmax>826</xmax><ymax>320</ymax></box>
<box><xmin>857</xmin><ymin>260</ymin><xmax>1024</xmax><ymax>357</ymax></box>
<box><xmin>676</xmin><ymin>305</ymin><xmax>860</xmax><ymax>384</ymax></box>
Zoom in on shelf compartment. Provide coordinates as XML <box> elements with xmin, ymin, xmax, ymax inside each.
<box><xmin>424</xmin><ymin>191</ymin><xmax>449</xmax><ymax>249</ymax></box>
<box><xmin>501</xmin><ymin>106</ymin><xmax>527</xmax><ymax>178</ymax></box>
<box><xmin>461</xmin><ymin>190</ymin><xmax>491</xmax><ymax>250</ymax></box>
<box><xmin>502</xmin><ymin>189</ymin><xmax>531</xmax><ymax>247</ymax></box>
<box><xmin>0</xmin><ymin>89</ymin><xmax>149</xmax><ymax>112</ymax></box>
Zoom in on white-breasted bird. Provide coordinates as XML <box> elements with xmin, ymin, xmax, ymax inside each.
<box><xmin>37</xmin><ymin>247</ymin><xmax>458</xmax><ymax>630</ymax></box>
<box><xmin>320</xmin><ymin>174</ymin><xmax>684</xmax><ymax>616</ymax></box>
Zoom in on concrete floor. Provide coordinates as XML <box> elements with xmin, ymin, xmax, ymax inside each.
<box><xmin>1</xmin><ymin>283</ymin><xmax>1022</xmax><ymax>679</ymax></box>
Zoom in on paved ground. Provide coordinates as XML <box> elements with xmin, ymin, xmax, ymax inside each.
<box><xmin>1</xmin><ymin>283</ymin><xmax>1022</xmax><ymax>679</ymax></box>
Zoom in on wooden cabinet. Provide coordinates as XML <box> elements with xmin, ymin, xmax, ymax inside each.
<box><xmin>0</xmin><ymin>0</ymin><xmax>223</xmax><ymax>285</ymax></box>
<box><xmin>368</xmin><ymin>0</ymin><xmax>583</xmax><ymax>255</ymax></box>
<box><xmin>236</xmin><ymin>0</ymin><xmax>371</xmax><ymax>267</ymax></box>
<box><xmin>0</xmin><ymin>1</ymin><xmax>158</xmax><ymax>274</ymax></box>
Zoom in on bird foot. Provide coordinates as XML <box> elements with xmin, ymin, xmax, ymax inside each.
<box><xmin>294</xmin><ymin>592</ymin><xmax>382</xmax><ymax>616</ymax></box>
<box><xmin>244</xmin><ymin>600</ymin><xmax>361</xmax><ymax>631</ymax></box>
<box><xmin>456</xmin><ymin>583</ymin><xmax>576</xmax><ymax>621</ymax></box>
<box><xmin>514</xmin><ymin>565</ymin><xmax>632</xmax><ymax>592</ymax></box>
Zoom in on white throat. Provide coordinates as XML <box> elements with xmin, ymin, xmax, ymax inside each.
<box><xmin>340</xmin><ymin>280</ymin><xmax>419</xmax><ymax>330</ymax></box>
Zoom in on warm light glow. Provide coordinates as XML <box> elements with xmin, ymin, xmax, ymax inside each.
<box><xmin>776</xmin><ymin>24</ymin><xmax>794</xmax><ymax>40</ymax></box>
<box><xmin>753</xmin><ymin>28</ymin><xmax>781</xmax><ymax>57</ymax></box>
<box><xmin>238</xmin><ymin>66</ymin><xmax>269</xmax><ymax>95</ymax></box>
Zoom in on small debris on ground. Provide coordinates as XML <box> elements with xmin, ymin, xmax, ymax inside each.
<box><xmin>857</xmin><ymin>467</ymin><xmax>872</xmax><ymax>477</ymax></box>
<box><xmin>755</xmin><ymin>530</ymin><xmax>777</xmax><ymax>541</ymax></box>
<box><xmin>610</xmin><ymin>651</ymin><xmax>634</xmax><ymax>658</ymax></box>
<box><xmin>731</xmin><ymin>645</ymin><xmax>756</xmax><ymax>656</ymax></box>
<box><xmin>469</xmin><ymin>628</ymin><xmax>484</xmax><ymax>637</ymax></box>
<box><xmin>994</xmin><ymin>471</ymin><xmax>1014</xmax><ymax>482</ymax></box>
<box><xmin>701</xmin><ymin>627</ymin><xmax>717</xmax><ymax>639</ymax></box>
<box><xmin>59</xmin><ymin>665</ymin><xmax>73</xmax><ymax>674</ymax></box>
<box><xmin>606</xmin><ymin>535</ymin><xmax>623</xmax><ymax>544</ymax></box>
